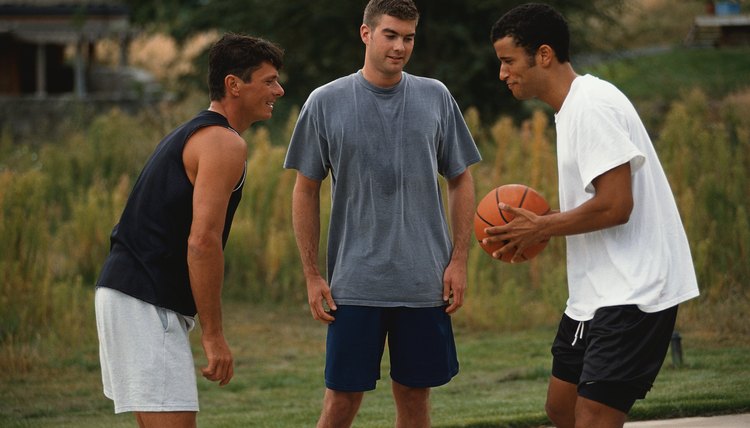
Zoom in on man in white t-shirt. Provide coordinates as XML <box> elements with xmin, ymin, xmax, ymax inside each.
<box><xmin>485</xmin><ymin>3</ymin><xmax>699</xmax><ymax>427</ymax></box>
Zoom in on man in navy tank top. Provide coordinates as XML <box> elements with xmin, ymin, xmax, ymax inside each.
<box><xmin>94</xmin><ymin>34</ymin><xmax>284</xmax><ymax>427</ymax></box>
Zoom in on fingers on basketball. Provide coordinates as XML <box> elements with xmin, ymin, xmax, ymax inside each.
<box><xmin>473</xmin><ymin>184</ymin><xmax>550</xmax><ymax>263</ymax></box>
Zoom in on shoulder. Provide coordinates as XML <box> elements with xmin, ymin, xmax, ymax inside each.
<box><xmin>575</xmin><ymin>75</ymin><xmax>631</xmax><ymax>106</ymax></box>
<box><xmin>186</xmin><ymin>125</ymin><xmax>246</xmax><ymax>163</ymax></box>
<box><xmin>308</xmin><ymin>74</ymin><xmax>357</xmax><ymax>101</ymax></box>
<box><xmin>561</xmin><ymin>75</ymin><xmax>633</xmax><ymax>121</ymax></box>
<box><xmin>404</xmin><ymin>72</ymin><xmax>450</xmax><ymax>93</ymax></box>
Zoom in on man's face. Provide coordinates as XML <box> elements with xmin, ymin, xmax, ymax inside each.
<box><xmin>238</xmin><ymin>62</ymin><xmax>284</xmax><ymax>122</ymax></box>
<box><xmin>361</xmin><ymin>14</ymin><xmax>416</xmax><ymax>80</ymax></box>
<box><xmin>493</xmin><ymin>36</ymin><xmax>539</xmax><ymax>100</ymax></box>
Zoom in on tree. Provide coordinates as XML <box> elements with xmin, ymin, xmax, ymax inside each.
<box><xmin>125</xmin><ymin>0</ymin><xmax>624</xmax><ymax>121</ymax></box>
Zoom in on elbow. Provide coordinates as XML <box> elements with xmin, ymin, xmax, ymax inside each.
<box><xmin>187</xmin><ymin>232</ymin><xmax>222</xmax><ymax>259</ymax></box>
<box><xmin>611</xmin><ymin>199</ymin><xmax>633</xmax><ymax>226</ymax></box>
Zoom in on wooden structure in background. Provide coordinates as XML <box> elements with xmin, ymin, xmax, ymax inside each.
<box><xmin>0</xmin><ymin>0</ymin><xmax>131</xmax><ymax>98</ymax></box>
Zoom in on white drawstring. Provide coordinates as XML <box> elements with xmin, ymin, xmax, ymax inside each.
<box><xmin>571</xmin><ymin>321</ymin><xmax>584</xmax><ymax>346</ymax></box>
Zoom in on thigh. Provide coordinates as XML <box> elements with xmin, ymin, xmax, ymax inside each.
<box><xmin>580</xmin><ymin>305</ymin><xmax>679</xmax><ymax>412</ymax></box>
<box><xmin>550</xmin><ymin>313</ymin><xmax>587</xmax><ymax>385</ymax></box>
<box><xmin>95</xmin><ymin>287</ymin><xmax>198</xmax><ymax>414</ymax></box>
<box><xmin>135</xmin><ymin>411</ymin><xmax>196</xmax><ymax>428</ymax></box>
<box><xmin>324</xmin><ymin>305</ymin><xmax>387</xmax><ymax>392</ymax></box>
<box><xmin>387</xmin><ymin>306</ymin><xmax>458</xmax><ymax>388</ymax></box>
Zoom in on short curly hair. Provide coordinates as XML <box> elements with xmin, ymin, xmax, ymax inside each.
<box><xmin>490</xmin><ymin>3</ymin><xmax>570</xmax><ymax>63</ymax></box>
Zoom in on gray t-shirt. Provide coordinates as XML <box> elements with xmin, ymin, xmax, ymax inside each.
<box><xmin>284</xmin><ymin>71</ymin><xmax>481</xmax><ymax>307</ymax></box>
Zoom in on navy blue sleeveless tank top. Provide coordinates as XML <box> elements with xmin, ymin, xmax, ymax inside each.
<box><xmin>96</xmin><ymin>110</ymin><xmax>245</xmax><ymax>316</ymax></box>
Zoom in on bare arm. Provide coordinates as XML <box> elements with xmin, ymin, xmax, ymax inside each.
<box><xmin>183</xmin><ymin>126</ymin><xmax>247</xmax><ymax>386</ymax></box>
<box><xmin>292</xmin><ymin>173</ymin><xmax>336</xmax><ymax>323</ymax></box>
<box><xmin>484</xmin><ymin>162</ymin><xmax>633</xmax><ymax>262</ymax></box>
<box><xmin>443</xmin><ymin>169</ymin><xmax>476</xmax><ymax>314</ymax></box>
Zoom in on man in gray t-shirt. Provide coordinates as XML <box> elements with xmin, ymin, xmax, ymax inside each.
<box><xmin>284</xmin><ymin>0</ymin><xmax>480</xmax><ymax>426</ymax></box>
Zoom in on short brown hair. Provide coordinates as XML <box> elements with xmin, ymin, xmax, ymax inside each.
<box><xmin>363</xmin><ymin>0</ymin><xmax>419</xmax><ymax>28</ymax></box>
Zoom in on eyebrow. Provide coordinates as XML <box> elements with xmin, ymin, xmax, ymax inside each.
<box><xmin>382</xmin><ymin>28</ymin><xmax>416</xmax><ymax>38</ymax></box>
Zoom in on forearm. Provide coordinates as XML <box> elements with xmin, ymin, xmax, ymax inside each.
<box><xmin>187</xmin><ymin>234</ymin><xmax>225</xmax><ymax>335</ymax></box>
<box><xmin>447</xmin><ymin>170</ymin><xmax>475</xmax><ymax>263</ymax></box>
<box><xmin>292</xmin><ymin>181</ymin><xmax>323</xmax><ymax>280</ymax></box>
<box><xmin>537</xmin><ymin>163</ymin><xmax>633</xmax><ymax>238</ymax></box>
<box><xmin>538</xmin><ymin>197</ymin><xmax>630</xmax><ymax>238</ymax></box>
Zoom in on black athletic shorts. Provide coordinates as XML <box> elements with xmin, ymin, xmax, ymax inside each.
<box><xmin>551</xmin><ymin>304</ymin><xmax>678</xmax><ymax>413</ymax></box>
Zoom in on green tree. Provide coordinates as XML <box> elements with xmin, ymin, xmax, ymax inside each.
<box><xmin>125</xmin><ymin>0</ymin><xmax>624</xmax><ymax>121</ymax></box>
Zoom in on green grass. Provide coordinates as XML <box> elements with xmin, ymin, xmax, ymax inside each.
<box><xmin>583</xmin><ymin>47</ymin><xmax>750</xmax><ymax>102</ymax></box>
<box><xmin>1</xmin><ymin>301</ymin><xmax>748</xmax><ymax>428</ymax></box>
<box><xmin>581</xmin><ymin>46</ymin><xmax>750</xmax><ymax>130</ymax></box>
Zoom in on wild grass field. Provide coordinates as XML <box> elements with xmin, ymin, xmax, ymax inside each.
<box><xmin>2</xmin><ymin>302</ymin><xmax>749</xmax><ymax>427</ymax></box>
<box><xmin>1</xmin><ymin>31</ymin><xmax>749</xmax><ymax>428</ymax></box>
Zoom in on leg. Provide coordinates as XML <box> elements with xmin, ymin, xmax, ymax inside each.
<box><xmin>135</xmin><ymin>411</ymin><xmax>196</xmax><ymax>428</ymax></box>
<box><xmin>392</xmin><ymin>380</ymin><xmax>430</xmax><ymax>428</ymax></box>
<box><xmin>575</xmin><ymin>396</ymin><xmax>627</xmax><ymax>428</ymax></box>
<box><xmin>317</xmin><ymin>388</ymin><xmax>364</xmax><ymax>428</ymax></box>
<box><xmin>545</xmin><ymin>375</ymin><xmax>578</xmax><ymax>428</ymax></box>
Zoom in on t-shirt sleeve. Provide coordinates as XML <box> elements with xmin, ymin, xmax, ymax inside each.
<box><xmin>437</xmin><ymin>91</ymin><xmax>482</xmax><ymax>179</ymax></box>
<box><xmin>575</xmin><ymin>104</ymin><xmax>645</xmax><ymax>194</ymax></box>
<box><xmin>283</xmin><ymin>96</ymin><xmax>330</xmax><ymax>181</ymax></box>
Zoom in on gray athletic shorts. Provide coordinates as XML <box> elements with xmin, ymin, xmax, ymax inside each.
<box><xmin>95</xmin><ymin>287</ymin><xmax>198</xmax><ymax>414</ymax></box>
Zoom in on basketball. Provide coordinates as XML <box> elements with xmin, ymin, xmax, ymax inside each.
<box><xmin>474</xmin><ymin>184</ymin><xmax>551</xmax><ymax>262</ymax></box>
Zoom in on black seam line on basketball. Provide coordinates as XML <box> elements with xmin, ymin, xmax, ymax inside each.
<box><xmin>476</xmin><ymin>212</ymin><xmax>495</xmax><ymax>227</ymax></box>
<box><xmin>497</xmin><ymin>188</ymin><xmax>512</xmax><ymax>224</ymax></box>
<box><xmin>519</xmin><ymin>186</ymin><xmax>529</xmax><ymax>208</ymax></box>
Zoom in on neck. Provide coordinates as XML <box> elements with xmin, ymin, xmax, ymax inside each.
<box><xmin>208</xmin><ymin>101</ymin><xmax>249</xmax><ymax>134</ymax></box>
<box><xmin>361</xmin><ymin>65</ymin><xmax>402</xmax><ymax>88</ymax></box>
<box><xmin>543</xmin><ymin>63</ymin><xmax>578</xmax><ymax>112</ymax></box>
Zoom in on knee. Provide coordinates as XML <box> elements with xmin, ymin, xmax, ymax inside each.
<box><xmin>545</xmin><ymin>399</ymin><xmax>572</xmax><ymax>426</ymax></box>
<box><xmin>392</xmin><ymin>381</ymin><xmax>430</xmax><ymax>403</ymax></box>
<box><xmin>323</xmin><ymin>389</ymin><xmax>363</xmax><ymax>414</ymax></box>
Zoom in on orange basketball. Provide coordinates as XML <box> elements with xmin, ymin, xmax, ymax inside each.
<box><xmin>474</xmin><ymin>184</ymin><xmax>551</xmax><ymax>262</ymax></box>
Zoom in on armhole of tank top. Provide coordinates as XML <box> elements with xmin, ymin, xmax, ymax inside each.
<box><xmin>225</xmin><ymin>126</ymin><xmax>246</xmax><ymax>192</ymax></box>
<box><xmin>233</xmin><ymin>161</ymin><xmax>247</xmax><ymax>192</ymax></box>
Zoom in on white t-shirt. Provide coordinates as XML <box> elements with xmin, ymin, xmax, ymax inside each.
<box><xmin>554</xmin><ymin>74</ymin><xmax>699</xmax><ymax>321</ymax></box>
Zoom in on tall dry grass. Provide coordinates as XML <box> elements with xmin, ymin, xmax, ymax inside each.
<box><xmin>1</xmin><ymin>88</ymin><xmax>748</xmax><ymax>375</ymax></box>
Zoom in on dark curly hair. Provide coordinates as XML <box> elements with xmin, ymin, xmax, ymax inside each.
<box><xmin>490</xmin><ymin>3</ymin><xmax>570</xmax><ymax>63</ymax></box>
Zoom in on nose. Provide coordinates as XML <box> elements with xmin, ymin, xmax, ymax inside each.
<box><xmin>275</xmin><ymin>81</ymin><xmax>285</xmax><ymax>97</ymax></box>
<box><xmin>499</xmin><ymin>63</ymin><xmax>509</xmax><ymax>81</ymax></box>
<box><xmin>394</xmin><ymin>37</ymin><xmax>405</xmax><ymax>53</ymax></box>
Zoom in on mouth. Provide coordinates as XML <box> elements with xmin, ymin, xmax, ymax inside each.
<box><xmin>266</xmin><ymin>101</ymin><xmax>275</xmax><ymax>110</ymax></box>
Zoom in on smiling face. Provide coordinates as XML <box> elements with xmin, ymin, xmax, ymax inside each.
<box><xmin>361</xmin><ymin>14</ymin><xmax>416</xmax><ymax>87</ymax></box>
<box><xmin>492</xmin><ymin>36</ymin><xmax>540</xmax><ymax>101</ymax></box>
<box><xmin>237</xmin><ymin>61</ymin><xmax>284</xmax><ymax>123</ymax></box>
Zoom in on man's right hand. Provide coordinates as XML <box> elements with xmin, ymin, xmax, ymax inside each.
<box><xmin>200</xmin><ymin>331</ymin><xmax>234</xmax><ymax>386</ymax></box>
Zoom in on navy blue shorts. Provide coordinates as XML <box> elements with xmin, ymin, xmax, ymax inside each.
<box><xmin>324</xmin><ymin>305</ymin><xmax>459</xmax><ymax>392</ymax></box>
<box><xmin>551</xmin><ymin>305</ymin><xmax>678</xmax><ymax>413</ymax></box>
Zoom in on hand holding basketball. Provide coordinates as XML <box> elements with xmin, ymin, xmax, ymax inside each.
<box><xmin>474</xmin><ymin>184</ymin><xmax>551</xmax><ymax>263</ymax></box>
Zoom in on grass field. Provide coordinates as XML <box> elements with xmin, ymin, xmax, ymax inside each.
<box><xmin>1</xmin><ymin>301</ymin><xmax>749</xmax><ymax>428</ymax></box>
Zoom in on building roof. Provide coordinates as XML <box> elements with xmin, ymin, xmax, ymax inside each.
<box><xmin>0</xmin><ymin>0</ymin><xmax>130</xmax><ymax>43</ymax></box>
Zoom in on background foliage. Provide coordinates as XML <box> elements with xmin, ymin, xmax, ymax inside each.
<box><xmin>124</xmin><ymin>0</ymin><xmax>627</xmax><ymax>121</ymax></box>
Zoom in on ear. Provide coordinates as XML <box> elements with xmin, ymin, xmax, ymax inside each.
<box><xmin>537</xmin><ymin>44</ymin><xmax>555</xmax><ymax>67</ymax></box>
<box><xmin>225</xmin><ymin>74</ymin><xmax>241</xmax><ymax>97</ymax></box>
<box><xmin>360</xmin><ymin>24</ymin><xmax>371</xmax><ymax>45</ymax></box>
